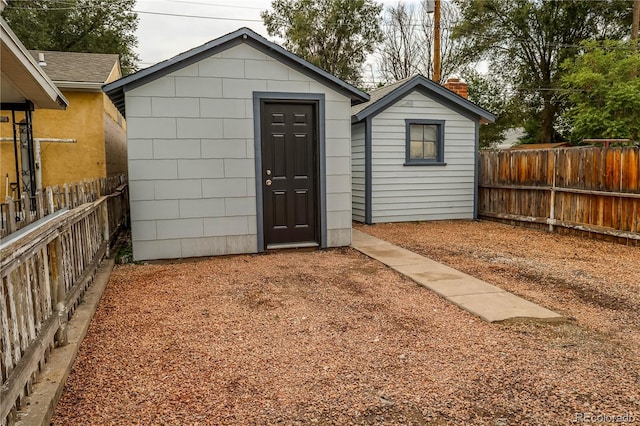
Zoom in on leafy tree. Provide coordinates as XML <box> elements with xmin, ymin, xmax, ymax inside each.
<box><xmin>463</xmin><ymin>69</ymin><xmax>523</xmax><ymax>148</ymax></box>
<box><xmin>561</xmin><ymin>40</ymin><xmax>640</xmax><ymax>144</ymax></box>
<box><xmin>262</xmin><ymin>0</ymin><xmax>383</xmax><ymax>85</ymax></box>
<box><xmin>378</xmin><ymin>0</ymin><xmax>471</xmax><ymax>83</ymax></box>
<box><xmin>3</xmin><ymin>0</ymin><xmax>139</xmax><ymax>74</ymax></box>
<box><xmin>453</xmin><ymin>0</ymin><xmax>633</xmax><ymax>144</ymax></box>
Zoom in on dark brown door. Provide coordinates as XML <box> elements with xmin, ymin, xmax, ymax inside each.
<box><xmin>261</xmin><ymin>101</ymin><xmax>318</xmax><ymax>246</ymax></box>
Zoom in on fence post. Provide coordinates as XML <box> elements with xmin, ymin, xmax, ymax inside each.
<box><xmin>79</xmin><ymin>183</ymin><xmax>86</xmax><ymax>205</ymax></box>
<box><xmin>46</xmin><ymin>187</ymin><xmax>54</xmax><ymax>215</ymax></box>
<box><xmin>101</xmin><ymin>200</ymin><xmax>110</xmax><ymax>257</ymax></box>
<box><xmin>63</xmin><ymin>184</ymin><xmax>70</xmax><ymax>209</ymax></box>
<box><xmin>71</xmin><ymin>184</ymin><xmax>78</xmax><ymax>208</ymax></box>
<box><xmin>53</xmin><ymin>236</ymin><xmax>68</xmax><ymax>347</ymax></box>
<box><xmin>6</xmin><ymin>196</ymin><xmax>16</xmax><ymax>234</ymax></box>
<box><xmin>549</xmin><ymin>150</ymin><xmax>558</xmax><ymax>232</ymax></box>
<box><xmin>23</xmin><ymin>194</ymin><xmax>32</xmax><ymax>226</ymax></box>
<box><xmin>35</xmin><ymin>189</ymin><xmax>44</xmax><ymax>220</ymax></box>
<box><xmin>54</xmin><ymin>185</ymin><xmax>61</xmax><ymax>210</ymax></box>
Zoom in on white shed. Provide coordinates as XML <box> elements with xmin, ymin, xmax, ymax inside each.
<box><xmin>103</xmin><ymin>28</ymin><xmax>368</xmax><ymax>261</ymax></box>
<box><xmin>351</xmin><ymin>75</ymin><xmax>495</xmax><ymax>224</ymax></box>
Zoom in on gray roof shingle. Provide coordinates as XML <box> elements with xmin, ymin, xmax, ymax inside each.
<box><xmin>351</xmin><ymin>76</ymin><xmax>413</xmax><ymax>116</ymax></box>
<box><xmin>29</xmin><ymin>50</ymin><xmax>119</xmax><ymax>83</ymax></box>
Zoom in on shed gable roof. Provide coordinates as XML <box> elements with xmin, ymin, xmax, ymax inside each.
<box><xmin>29</xmin><ymin>50</ymin><xmax>119</xmax><ymax>86</ymax></box>
<box><xmin>103</xmin><ymin>27</ymin><xmax>369</xmax><ymax>117</ymax></box>
<box><xmin>352</xmin><ymin>74</ymin><xmax>496</xmax><ymax>124</ymax></box>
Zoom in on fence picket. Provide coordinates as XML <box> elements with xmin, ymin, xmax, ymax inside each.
<box><xmin>0</xmin><ymin>276</ymin><xmax>13</xmax><ymax>382</ymax></box>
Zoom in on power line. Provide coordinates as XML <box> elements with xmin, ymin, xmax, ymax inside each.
<box><xmin>132</xmin><ymin>9</ymin><xmax>262</xmax><ymax>21</ymax></box>
<box><xmin>159</xmin><ymin>0</ymin><xmax>264</xmax><ymax>10</ymax></box>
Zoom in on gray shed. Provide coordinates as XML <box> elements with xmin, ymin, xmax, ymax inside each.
<box><xmin>103</xmin><ymin>28</ymin><xmax>368</xmax><ymax>261</ymax></box>
<box><xmin>351</xmin><ymin>75</ymin><xmax>495</xmax><ymax>224</ymax></box>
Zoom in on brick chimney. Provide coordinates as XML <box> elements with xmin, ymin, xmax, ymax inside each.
<box><xmin>443</xmin><ymin>78</ymin><xmax>468</xmax><ymax>99</ymax></box>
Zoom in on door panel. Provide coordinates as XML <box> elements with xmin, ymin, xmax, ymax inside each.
<box><xmin>261</xmin><ymin>102</ymin><xmax>317</xmax><ymax>246</ymax></box>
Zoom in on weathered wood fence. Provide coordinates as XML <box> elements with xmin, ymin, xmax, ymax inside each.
<box><xmin>0</xmin><ymin>177</ymin><xmax>128</xmax><ymax>425</ymax></box>
<box><xmin>478</xmin><ymin>147</ymin><xmax>640</xmax><ymax>245</ymax></box>
<box><xmin>1</xmin><ymin>176</ymin><xmax>125</xmax><ymax>239</ymax></box>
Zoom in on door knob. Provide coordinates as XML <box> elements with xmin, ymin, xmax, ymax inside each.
<box><xmin>265</xmin><ymin>179</ymin><xmax>272</xmax><ymax>186</ymax></box>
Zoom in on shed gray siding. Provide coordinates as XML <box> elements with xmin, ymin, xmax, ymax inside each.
<box><xmin>351</xmin><ymin>122</ymin><xmax>365</xmax><ymax>222</ymax></box>
<box><xmin>126</xmin><ymin>43</ymin><xmax>352</xmax><ymax>260</ymax></box>
<box><xmin>370</xmin><ymin>90</ymin><xmax>475</xmax><ymax>223</ymax></box>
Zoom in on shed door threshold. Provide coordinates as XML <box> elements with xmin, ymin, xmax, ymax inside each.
<box><xmin>266</xmin><ymin>242</ymin><xmax>319</xmax><ymax>250</ymax></box>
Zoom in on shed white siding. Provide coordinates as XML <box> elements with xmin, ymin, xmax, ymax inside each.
<box><xmin>370</xmin><ymin>90</ymin><xmax>475</xmax><ymax>223</ymax></box>
<box><xmin>126</xmin><ymin>43</ymin><xmax>352</xmax><ymax>260</ymax></box>
<box><xmin>351</xmin><ymin>122</ymin><xmax>366</xmax><ymax>222</ymax></box>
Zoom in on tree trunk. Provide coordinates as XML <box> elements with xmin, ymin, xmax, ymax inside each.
<box><xmin>540</xmin><ymin>98</ymin><xmax>556</xmax><ymax>143</ymax></box>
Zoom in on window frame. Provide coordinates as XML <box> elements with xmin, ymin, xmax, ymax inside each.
<box><xmin>404</xmin><ymin>119</ymin><xmax>446</xmax><ymax>166</ymax></box>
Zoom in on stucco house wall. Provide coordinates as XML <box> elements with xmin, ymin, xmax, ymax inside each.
<box><xmin>104</xmin><ymin>64</ymin><xmax>128</xmax><ymax>178</ymax></box>
<box><xmin>0</xmin><ymin>52</ymin><xmax>126</xmax><ymax>198</ymax></box>
<box><xmin>0</xmin><ymin>91</ymin><xmax>106</xmax><ymax>192</ymax></box>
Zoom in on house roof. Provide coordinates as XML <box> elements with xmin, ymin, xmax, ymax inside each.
<box><xmin>351</xmin><ymin>76</ymin><xmax>413</xmax><ymax>116</ymax></box>
<box><xmin>0</xmin><ymin>17</ymin><xmax>68</xmax><ymax>110</ymax></box>
<box><xmin>103</xmin><ymin>27</ymin><xmax>370</xmax><ymax>118</ymax></box>
<box><xmin>352</xmin><ymin>74</ymin><xmax>496</xmax><ymax>124</ymax></box>
<box><xmin>29</xmin><ymin>50</ymin><xmax>120</xmax><ymax>90</ymax></box>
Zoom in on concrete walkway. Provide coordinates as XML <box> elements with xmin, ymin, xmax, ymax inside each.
<box><xmin>351</xmin><ymin>229</ymin><xmax>562</xmax><ymax>323</ymax></box>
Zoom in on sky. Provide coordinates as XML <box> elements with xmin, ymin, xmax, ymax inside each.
<box><xmin>134</xmin><ymin>0</ymin><xmax>399</xmax><ymax>69</ymax></box>
<box><xmin>134</xmin><ymin>0</ymin><xmax>276</xmax><ymax>67</ymax></box>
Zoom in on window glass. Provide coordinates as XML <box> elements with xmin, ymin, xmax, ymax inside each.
<box><xmin>423</xmin><ymin>141</ymin><xmax>436</xmax><ymax>159</ymax></box>
<box><xmin>409</xmin><ymin>124</ymin><xmax>439</xmax><ymax>161</ymax></box>
<box><xmin>423</xmin><ymin>125</ymin><xmax>437</xmax><ymax>142</ymax></box>
<box><xmin>410</xmin><ymin>125</ymin><xmax>423</xmax><ymax>142</ymax></box>
<box><xmin>410</xmin><ymin>141</ymin><xmax>424</xmax><ymax>159</ymax></box>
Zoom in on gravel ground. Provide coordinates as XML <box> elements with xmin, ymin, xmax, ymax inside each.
<box><xmin>52</xmin><ymin>221</ymin><xmax>639</xmax><ymax>425</ymax></box>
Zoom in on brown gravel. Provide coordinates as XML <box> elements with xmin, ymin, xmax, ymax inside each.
<box><xmin>52</xmin><ymin>221</ymin><xmax>639</xmax><ymax>425</ymax></box>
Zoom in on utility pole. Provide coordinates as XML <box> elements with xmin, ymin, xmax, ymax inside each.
<box><xmin>433</xmin><ymin>0</ymin><xmax>441</xmax><ymax>83</ymax></box>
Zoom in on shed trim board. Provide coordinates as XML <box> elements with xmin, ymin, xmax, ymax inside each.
<box><xmin>103</xmin><ymin>27</ymin><xmax>368</xmax><ymax>118</ymax></box>
<box><xmin>403</xmin><ymin>118</ymin><xmax>446</xmax><ymax>166</ymax></box>
<box><xmin>253</xmin><ymin>92</ymin><xmax>327</xmax><ymax>251</ymax></box>
<box><xmin>365</xmin><ymin>117</ymin><xmax>373</xmax><ymax>224</ymax></box>
<box><xmin>474</xmin><ymin>121</ymin><xmax>479</xmax><ymax>219</ymax></box>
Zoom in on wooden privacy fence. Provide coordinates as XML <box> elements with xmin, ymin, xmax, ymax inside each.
<box><xmin>1</xmin><ymin>176</ymin><xmax>126</xmax><ymax>239</ymax></box>
<box><xmin>478</xmin><ymin>147</ymin><xmax>640</xmax><ymax>244</ymax></box>
<box><xmin>0</xmin><ymin>180</ymin><xmax>128</xmax><ymax>425</ymax></box>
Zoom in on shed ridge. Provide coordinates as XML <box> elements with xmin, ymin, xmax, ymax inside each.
<box><xmin>352</xmin><ymin>74</ymin><xmax>496</xmax><ymax>124</ymax></box>
<box><xmin>103</xmin><ymin>27</ymin><xmax>369</xmax><ymax>117</ymax></box>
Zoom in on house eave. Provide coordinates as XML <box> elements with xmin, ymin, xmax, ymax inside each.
<box><xmin>0</xmin><ymin>17</ymin><xmax>69</xmax><ymax>110</ymax></box>
<box><xmin>55</xmin><ymin>81</ymin><xmax>105</xmax><ymax>92</ymax></box>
